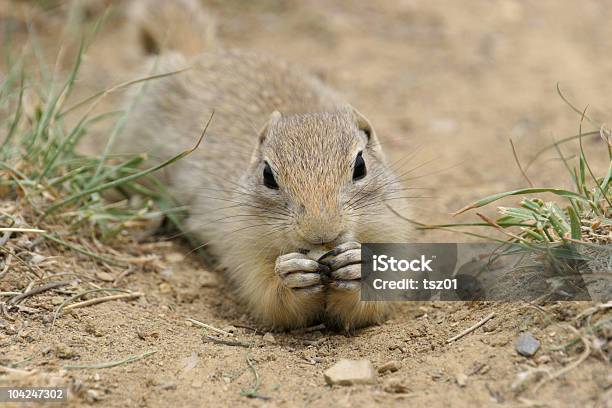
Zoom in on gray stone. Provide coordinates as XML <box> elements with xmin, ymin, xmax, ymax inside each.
<box><xmin>516</xmin><ymin>332</ymin><xmax>540</xmax><ymax>357</ymax></box>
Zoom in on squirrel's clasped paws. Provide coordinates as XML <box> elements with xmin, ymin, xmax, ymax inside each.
<box><xmin>319</xmin><ymin>241</ymin><xmax>362</xmax><ymax>292</ymax></box>
<box><xmin>274</xmin><ymin>252</ymin><xmax>329</xmax><ymax>294</ymax></box>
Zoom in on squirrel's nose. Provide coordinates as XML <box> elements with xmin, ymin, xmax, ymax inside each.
<box><xmin>310</xmin><ymin>232</ymin><xmax>341</xmax><ymax>246</ymax></box>
<box><xmin>296</xmin><ymin>201</ymin><xmax>343</xmax><ymax>246</ymax></box>
<box><xmin>297</xmin><ymin>227</ymin><xmax>343</xmax><ymax>247</ymax></box>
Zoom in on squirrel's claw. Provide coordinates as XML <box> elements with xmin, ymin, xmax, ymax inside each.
<box><xmin>274</xmin><ymin>252</ymin><xmax>325</xmax><ymax>292</ymax></box>
<box><xmin>321</xmin><ymin>241</ymin><xmax>362</xmax><ymax>292</ymax></box>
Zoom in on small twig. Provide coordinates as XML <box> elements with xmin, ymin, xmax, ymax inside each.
<box><xmin>10</xmin><ymin>304</ymin><xmax>40</xmax><ymax>314</ymax></box>
<box><xmin>115</xmin><ymin>255</ymin><xmax>158</xmax><ymax>265</ymax></box>
<box><xmin>0</xmin><ymin>230</ymin><xmax>13</xmax><ymax>246</ymax></box>
<box><xmin>112</xmin><ymin>266</ymin><xmax>134</xmax><ymax>287</ymax></box>
<box><xmin>42</xmin><ymin>233</ymin><xmax>124</xmax><ymax>266</ymax></box>
<box><xmin>534</xmin><ymin>325</ymin><xmax>591</xmax><ymax>391</ymax></box>
<box><xmin>187</xmin><ymin>318</ymin><xmax>233</xmax><ymax>337</ymax></box>
<box><xmin>63</xmin><ymin>350</ymin><xmax>157</xmax><ymax>370</ymax></box>
<box><xmin>9</xmin><ymin>281</ymin><xmax>71</xmax><ymax>304</ymax></box>
<box><xmin>61</xmin><ymin>292</ymin><xmax>143</xmax><ymax>313</ymax></box>
<box><xmin>0</xmin><ymin>253</ymin><xmax>13</xmax><ymax>278</ymax></box>
<box><xmin>52</xmin><ymin>288</ymin><xmax>134</xmax><ymax>326</ymax></box>
<box><xmin>9</xmin><ymin>354</ymin><xmax>36</xmax><ymax>368</ymax></box>
<box><xmin>0</xmin><ymin>227</ymin><xmax>46</xmax><ymax>233</ymax></box>
<box><xmin>232</xmin><ymin>323</ymin><xmax>259</xmax><ymax>333</ymax></box>
<box><xmin>205</xmin><ymin>335</ymin><xmax>249</xmax><ymax>348</ymax></box>
<box><xmin>0</xmin><ymin>365</ymin><xmax>38</xmax><ymax>375</ymax></box>
<box><xmin>0</xmin><ymin>292</ymin><xmax>22</xmax><ymax>296</ymax></box>
<box><xmin>447</xmin><ymin>312</ymin><xmax>495</xmax><ymax>343</ymax></box>
<box><xmin>574</xmin><ymin>301</ymin><xmax>612</xmax><ymax>324</ymax></box>
<box><xmin>9</xmin><ymin>353</ymin><xmax>36</xmax><ymax>368</ymax></box>
<box><xmin>476</xmin><ymin>213</ymin><xmax>528</xmax><ymax>243</ymax></box>
<box><xmin>22</xmin><ymin>282</ymin><xmax>35</xmax><ymax>295</ymax></box>
<box><xmin>0</xmin><ymin>248</ymin><xmax>42</xmax><ymax>278</ymax></box>
<box><xmin>0</xmin><ymin>303</ymin><xmax>16</xmax><ymax>321</ymax></box>
<box><xmin>24</xmin><ymin>236</ymin><xmax>45</xmax><ymax>250</ymax></box>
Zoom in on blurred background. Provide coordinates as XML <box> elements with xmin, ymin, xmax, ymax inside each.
<box><xmin>1</xmin><ymin>0</ymin><xmax>610</xmax><ymax>238</ymax></box>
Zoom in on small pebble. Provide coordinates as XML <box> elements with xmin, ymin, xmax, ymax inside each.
<box><xmin>165</xmin><ymin>252</ymin><xmax>185</xmax><ymax>263</ymax></box>
<box><xmin>377</xmin><ymin>360</ymin><xmax>402</xmax><ymax>374</ymax></box>
<box><xmin>383</xmin><ymin>378</ymin><xmax>410</xmax><ymax>393</ymax></box>
<box><xmin>50</xmin><ymin>296</ymin><xmax>64</xmax><ymax>306</ymax></box>
<box><xmin>324</xmin><ymin>359</ymin><xmax>376</xmax><ymax>386</ymax></box>
<box><xmin>536</xmin><ymin>355</ymin><xmax>551</xmax><ymax>364</ymax></box>
<box><xmin>30</xmin><ymin>254</ymin><xmax>46</xmax><ymax>264</ymax></box>
<box><xmin>85</xmin><ymin>389</ymin><xmax>101</xmax><ymax>402</ymax></box>
<box><xmin>431</xmin><ymin>370</ymin><xmax>444</xmax><ymax>381</ymax></box>
<box><xmin>158</xmin><ymin>282</ymin><xmax>173</xmax><ymax>294</ymax></box>
<box><xmin>95</xmin><ymin>271</ymin><xmax>115</xmax><ymax>282</ymax></box>
<box><xmin>158</xmin><ymin>381</ymin><xmax>176</xmax><ymax>390</ymax></box>
<box><xmin>515</xmin><ymin>332</ymin><xmax>540</xmax><ymax>357</ymax></box>
<box><xmin>456</xmin><ymin>373</ymin><xmax>468</xmax><ymax>387</ymax></box>
<box><xmin>54</xmin><ymin>344</ymin><xmax>78</xmax><ymax>359</ymax></box>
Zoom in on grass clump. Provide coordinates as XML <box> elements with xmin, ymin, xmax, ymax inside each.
<box><xmin>435</xmin><ymin>90</ymin><xmax>610</xmax><ymax>254</ymax></box>
<box><xmin>0</xmin><ymin>22</ymin><xmax>201</xmax><ymax>265</ymax></box>
<box><xmin>419</xmin><ymin>87</ymin><xmax>611</xmax><ymax>283</ymax></box>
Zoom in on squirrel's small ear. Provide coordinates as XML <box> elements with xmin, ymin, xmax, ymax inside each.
<box><xmin>350</xmin><ymin>106</ymin><xmax>374</xmax><ymax>142</ymax></box>
<box><xmin>258</xmin><ymin>110</ymin><xmax>282</xmax><ymax>144</ymax></box>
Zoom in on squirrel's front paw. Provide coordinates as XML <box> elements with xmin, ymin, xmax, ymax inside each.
<box><xmin>274</xmin><ymin>252</ymin><xmax>328</xmax><ymax>294</ymax></box>
<box><xmin>319</xmin><ymin>241</ymin><xmax>361</xmax><ymax>292</ymax></box>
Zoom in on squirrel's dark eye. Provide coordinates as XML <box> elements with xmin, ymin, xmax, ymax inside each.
<box><xmin>352</xmin><ymin>151</ymin><xmax>366</xmax><ymax>181</ymax></box>
<box><xmin>263</xmin><ymin>161</ymin><xmax>279</xmax><ymax>189</ymax></box>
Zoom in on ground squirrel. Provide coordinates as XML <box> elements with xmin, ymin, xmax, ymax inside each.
<box><xmin>116</xmin><ymin>0</ymin><xmax>412</xmax><ymax>330</ymax></box>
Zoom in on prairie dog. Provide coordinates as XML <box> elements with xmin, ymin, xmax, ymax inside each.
<box><xmin>117</xmin><ymin>1</ymin><xmax>411</xmax><ymax>330</ymax></box>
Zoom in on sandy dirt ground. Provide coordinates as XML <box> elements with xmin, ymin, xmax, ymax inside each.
<box><xmin>1</xmin><ymin>0</ymin><xmax>611</xmax><ymax>407</ymax></box>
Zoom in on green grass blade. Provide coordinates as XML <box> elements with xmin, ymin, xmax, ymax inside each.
<box><xmin>577</xmin><ymin>110</ymin><xmax>612</xmax><ymax>209</ymax></box>
<box><xmin>454</xmin><ymin>188</ymin><xmax>589</xmax><ymax>215</ymax></box>
<box><xmin>38</xmin><ymin>110</ymin><xmax>125</xmax><ymax>181</ymax></box>
<box><xmin>552</xmin><ymin>137</ymin><xmax>579</xmax><ymax>191</ymax></box>
<box><xmin>41</xmin><ymin>113</ymin><xmax>213</xmax><ymax>218</ymax></box>
<box><xmin>0</xmin><ymin>72</ymin><xmax>25</xmax><ymax>153</ymax></box>
<box><xmin>28</xmin><ymin>39</ymin><xmax>85</xmax><ymax>151</ymax></box>
<box><xmin>42</xmin><ymin>233</ymin><xmax>123</xmax><ymax>266</ymax></box>
<box><xmin>58</xmin><ymin>69</ymin><xmax>190</xmax><ymax>119</ymax></box>
<box><xmin>524</xmin><ymin>130</ymin><xmax>599</xmax><ymax>172</ymax></box>
<box><xmin>566</xmin><ymin>205</ymin><xmax>582</xmax><ymax>240</ymax></box>
<box><xmin>595</xmin><ymin>161</ymin><xmax>611</xmax><ymax>202</ymax></box>
<box><xmin>557</xmin><ymin>83</ymin><xmax>599</xmax><ymax>127</ymax></box>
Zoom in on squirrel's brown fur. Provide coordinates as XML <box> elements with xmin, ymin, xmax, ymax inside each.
<box><xmin>116</xmin><ymin>1</ymin><xmax>411</xmax><ymax>330</ymax></box>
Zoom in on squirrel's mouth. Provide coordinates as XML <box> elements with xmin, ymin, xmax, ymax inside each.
<box><xmin>298</xmin><ymin>240</ymin><xmax>346</xmax><ymax>261</ymax></box>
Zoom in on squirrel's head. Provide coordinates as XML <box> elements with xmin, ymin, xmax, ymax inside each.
<box><xmin>241</xmin><ymin>107</ymin><xmax>401</xmax><ymax>255</ymax></box>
